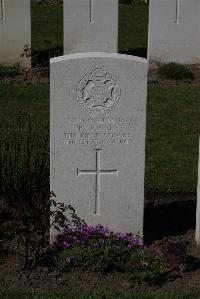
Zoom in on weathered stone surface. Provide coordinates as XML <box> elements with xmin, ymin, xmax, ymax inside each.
<box><xmin>0</xmin><ymin>0</ymin><xmax>31</xmax><ymax>68</ymax></box>
<box><xmin>64</xmin><ymin>0</ymin><xmax>118</xmax><ymax>54</ymax></box>
<box><xmin>148</xmin><ymin>0</ymin><xmax>200</xmax><ymax>64</ymax></box>
<box><xmin>196</xmin><ymin>139</ymin><xmax>200</xmax><ymax>246</ymax></box>
<box><xmin>50</xmin><ymin>52</ymin><xmax>147</xmax><ymax>240</ymax></box>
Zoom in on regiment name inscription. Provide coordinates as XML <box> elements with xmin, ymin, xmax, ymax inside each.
<box><xmin>64</xmin><ymin>115</ymin><xmax>136</xmax><ymax>145</ymax></box>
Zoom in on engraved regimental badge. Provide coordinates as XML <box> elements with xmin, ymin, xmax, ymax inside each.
<box><xmin>76</xmin><ymin>66</ymin><xmax>121</xmax><ymax>116</ymax></box>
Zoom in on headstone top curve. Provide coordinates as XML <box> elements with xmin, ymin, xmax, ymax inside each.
<box><xmin>50</xmin><ymin>52</ymin><xmax>147</xmax><ymax>65</ymax></box>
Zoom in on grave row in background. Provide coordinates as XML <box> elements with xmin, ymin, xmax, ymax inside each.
<box><xmin>1</xmin><ymin>0</ymin><xmax>200</xmax><ymax>67</ymax></box>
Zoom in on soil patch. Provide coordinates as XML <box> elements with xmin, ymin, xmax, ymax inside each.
<box><xmin>0</xmin><ymin>67</ymin><xmax>49</xmax><ymax>85</ymax></box>
<box><xmin>148</xmin><ymin>63</ymin><xmax>200</xmax><ymax>86</ymax></box>
<box><xmin>1</xmin><ymin>64</ymin><xmax>200</xmax><ymax>87</ymax></box>
<box><xmin>0</xmin><ymin>230</ymin><xmax>200</xmax><ymax>295</ymax></box>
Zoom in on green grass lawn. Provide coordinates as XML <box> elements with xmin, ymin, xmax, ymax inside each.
<box><xmin>1</xmin><ymin>291</ymin><xmax>200</xmax><ymax>299</ymax></box>
<box><xmin>0</xmin><ymin>84</ymin><xmax>199</xmax><ymax>195</ymax></box>
<box><xmin>119</xmin><ymin>4</ymin><xmax>149</xmax><ymax>55</ymax></box>
<box><xmin>31</xmin><ymin>3</ymin><xmax>149</xmax><ymax>57</ymax></box>
<box><xmin>31</xmin><ymin>3</ymin><xmax>63</xmax><ymax>52</ymax></box>
<box><xmin>145</xmin><ymin>86</ymin><xmax>200</xmax><ymax>194</ymax></box>
<box><xmin>0</xmin><ymin>84</ymin><xmax>49</xmax><ymax>125</ymax></box>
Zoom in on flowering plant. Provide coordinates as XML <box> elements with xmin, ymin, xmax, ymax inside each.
<box><xmin>56</xmin><ymin>224</ymin><xmax>143</xmax><ymax>250</ymax></box>
<box><xmin>54</xmin><ymin>224</ymin><xmax>166</xmax><ymax>283</ymax></box>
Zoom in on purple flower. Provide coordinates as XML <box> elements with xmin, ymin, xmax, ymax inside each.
<box><xmin>62</xmin><ymin>241</ymin><xmax>71</xmax><ymax>248</ymax></box>
<box><xmin>102</xmin><ymin>227</ymin><xmax>110</xmax><ymax>237</ymax></box>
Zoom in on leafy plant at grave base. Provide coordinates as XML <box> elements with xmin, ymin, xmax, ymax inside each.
<box><xmin>158</xmin><ymin>63</ymin><xmax>194</xmax><ymax>81</ymax></box>
<box><xmin>54</xmin><ymin>224</ymin><xmax>167</xmax><ymax>284</ymax></box>
<box><xmin>0</xmin><ymin>63</ymin><xmax>21</xmax><ymax>78</ymax></box>
<box><xmin>39</xmin><ymin>197</ymin><xmax>86</xmax><ymax>268</ymax></box>
<box><xmin>20</xmin><ymin>44</ymin><xmax>32</xmax><ymax>59</ymax></box>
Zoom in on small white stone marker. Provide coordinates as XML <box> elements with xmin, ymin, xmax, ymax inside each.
<box><xmin>50</xmin><ymin>53</ymin><xmax>147</xmax><ymax>240</ymax></box>
<box><xmin>148</xmin><ymin>0</ymin><xmax>200</xmax><ymax>64</ymax></box>
<box><xmin>0</xmin><ymin>0</ymin><xmax>31</xmax><ymax>68</ymax></box>
<box><xmin>63</xmin><ymin>0</ymin><xmax>118</xmax><ymax>54</ymax></box>
<box><xmin>195</xmin><ymin>139</ymin><xmax>200</xmax><ymax>246</ymax></box>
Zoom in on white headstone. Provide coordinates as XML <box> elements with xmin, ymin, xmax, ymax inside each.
<box><xmin>148</xmin><ymin>0</ymin><xmax>200</xmax><ymax>64</ymax></box>
<box><xmin>196</xmin><ymin>138</ymin><xmax>200</xmax><ymax>246</ymax></box>
<box><xmin>50</xmin><ymin>52</ymin><xmax>147</xmax><ymax>240</ymax></box>
<box><xmin>0</xmin><ymin>0</ymin><xmax>31</xmax><ymax>68</ymax></box>
<box><xmin>64</xmin><ymin>0</ymin><xmax>118</xmax><ymax>54</ymax></box>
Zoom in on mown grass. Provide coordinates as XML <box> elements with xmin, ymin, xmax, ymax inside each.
<box><xmin>118</xmin><ymin>4</ymin><xmax>149</xmax><ymax>56</ymax></box>
<box><xmin>31</xmin><ymin>3</ymin><xmax>63</xmax><ymax>52</ymax></box>
<box><xmin>31</xmin><ymin>3</ymin><xmax>149</xmax><ymax>56</ymax></box>
<box><xmin>145</xmin><ymin>85</ymin><xmax>200</xmax><ymax>194</ymax></box>
<box><xmin>0</xmin><ymin>84</ymin><xmax>49</xmax><ymax>125</ymax></box>
<box><xmin>0</xmin><ymin>84</ymin><xmax>199</xmax><ymax>195</ymax></box>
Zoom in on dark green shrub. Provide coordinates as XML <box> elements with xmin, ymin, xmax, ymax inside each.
<box><xmin>0</xmin><ymin>112</ymin><xmax>49</xmax><ymax>203</ymax></box>
<box><xmin>0</xmin><ymin>112</ymin><xmax>49</xmax><ymax>268</ymax></box>
<box><xmin>158</xmin><ymin>63</ymin><xmax>194</xmax><ymax>81</ymax></box>
<box><xmin>0</xmin><ymin>63</ymin><xmax>20</xmax><ymax>78</ymax></box>
<box><xmin>0</xmin><ymin>112</ymin><xmax>86</xmax><ymax>269</ymax></box>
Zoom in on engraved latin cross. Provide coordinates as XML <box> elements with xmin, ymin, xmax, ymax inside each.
<box><xmin>77</xmin><ymin>149</ymin><xmax>118</xmax><ymax>215</ymax></box>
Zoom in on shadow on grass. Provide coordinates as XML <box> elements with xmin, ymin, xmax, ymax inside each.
<box><xmin>32</xmin><ymin>46</ymin><xmax>63</xmax><ymax>67</ymax></box>
<box><xmin>119</xmin><ymin>48</ymin><xmax>147</xmax><ymax>58</ymax></box>
<box><xmin>144</xmin><ymin>199</ymin><xmax>197</xmax><ymax>245</ymax></box>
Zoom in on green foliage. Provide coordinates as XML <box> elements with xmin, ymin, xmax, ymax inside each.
<box><xmin>0</xmin><ymin>64</ymin><xmax>20</xmax><ymax>78</ymax></box>
<box><xmin>0</xmin><ymin>112</ymin><xmax>86</xmax><ymax>268</ymax></box>
<box><xmin>0</xmin><ymin>112</ymin><xmax>49</xmax><ymax>267</ymax></box>
<box><xmin>158</xmin><ymin>63</ymin><xmax>194</xmax><ymax>81</ymax></box>
<box><xmin>54</xmin><ymin>225</ymin><xmax>166</xmax><ymax>284</ymax></box>
<box><xmin>55</xmin><ymin>246</ymin><xmax>165</xmax><ymax>283</ymax></box>
<box><xmin>0</xmin><ymin>112</ymin><xmax>49</xmax><ymax>202</ymax></box>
